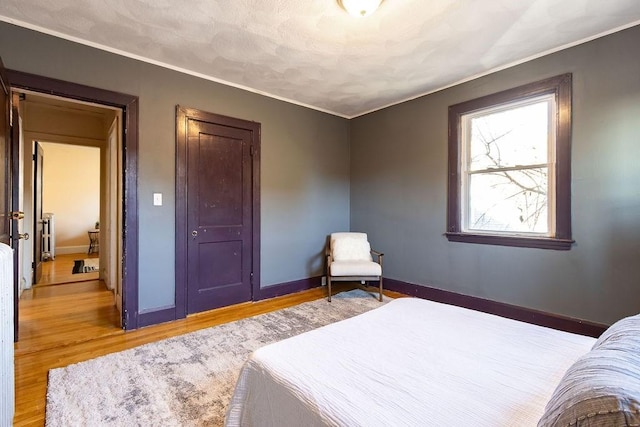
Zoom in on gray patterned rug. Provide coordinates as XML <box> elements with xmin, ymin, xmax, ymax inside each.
<box><xmin>46</xmin><ymin>289</ymin><xmax>388</xmax><ymax>426</ymax></box>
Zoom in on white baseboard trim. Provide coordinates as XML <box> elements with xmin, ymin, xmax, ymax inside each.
<box><xmin>55</xmin><ymin>246</ymin><xmax>90</xmax><ymax>255</ymax></box>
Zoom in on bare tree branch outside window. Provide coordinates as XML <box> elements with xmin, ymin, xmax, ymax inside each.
<box><xmin>464</xmin><ymin>98</ymin><xmax>552</xmax><ymax>234</ymax></box>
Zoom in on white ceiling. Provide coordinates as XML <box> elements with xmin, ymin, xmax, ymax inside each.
<box><xmin>1</xmin><ymin>0</ymin><xmax>640</xmax><ymax>118</ymax></box>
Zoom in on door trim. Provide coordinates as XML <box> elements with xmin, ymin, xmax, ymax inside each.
<box><xmin>7</xmin><ymin>69</ymin><xmax>140</xmax><ymax>330</ymax></box>
<box><xmin>10</xmin><ymin>91</ymin><xmax>21</xmax><ymax>341</ymax></box>
<box><xmin>175</xmin><ymin>106</ymin><xmax>261</xmax><ymax>319</ymax></box>
<box><xmin>32</xmin><ymin>142</ymin><xmax>43</xmax><ymax>284</ymax></box>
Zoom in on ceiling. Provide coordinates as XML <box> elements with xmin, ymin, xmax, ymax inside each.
<box><xmin>1</xmin><ymin>1</ymin><xmax>639</xmax><ymax>118</ymax></box>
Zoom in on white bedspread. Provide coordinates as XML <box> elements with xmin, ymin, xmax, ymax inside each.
<box><xmin>226</xmin><ymin>297</ymin><xmax>595</xmax><ymax>426</ymax></box>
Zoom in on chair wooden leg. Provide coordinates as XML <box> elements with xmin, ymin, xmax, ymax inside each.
<box><xmin>327</xmin><ymin>275</ymin><xmax>332</xmax><ymax>302</ymax></box>
<box><xmin>379</xmin><ymin>277</ymin><xmax>383</xmax><ymax>302</ymax></box>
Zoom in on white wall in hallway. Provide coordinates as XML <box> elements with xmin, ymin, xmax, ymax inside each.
<box><xmin>41</xmin><ymin>142</ymin><xmax>100</xmax><ymax>254</ymax></box>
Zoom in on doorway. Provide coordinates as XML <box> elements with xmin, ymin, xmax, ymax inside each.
<box><xmin>12</xmin><ymin>91</ymin><xmax>122</xmax><ymax>347</ymax></box>
<box><xmin>33</xmin><ymin>142</ymin><xmax>101</xmax><ymax>289</ymax></box>
<box><xmin>32</xmin><ymin>141</ymin><xmax>101</xmax><ymax>287</ymax></box>
<box><xmin>7</xmin><ymin>68</ymin><xmax>140</xmax><ymax>336</ymax></box>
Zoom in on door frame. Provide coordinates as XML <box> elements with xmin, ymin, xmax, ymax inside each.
<box><xmin>7</xmin><ymin>69</ymin><xmax>140</xmax><ymax>330</ymax></box>
<box><xmin>175</xmin><ymin>106</ymin><xmax>260</xmax><ymax>319</ymax></box>
<box><xmin>9</xmin><ymin>88</ymin><xmax>21</xmax><ymax>341</ymax></box>
<box><xmin>32</xmin><ymin>141</ymin><xmax>43</xmax><ymax>284</ymax></box>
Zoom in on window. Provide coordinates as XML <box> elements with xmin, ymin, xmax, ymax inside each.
<box><xmin>446</xmin><ymin>74</ymin><xmax>573</xmax><ymax>250</ymax></box>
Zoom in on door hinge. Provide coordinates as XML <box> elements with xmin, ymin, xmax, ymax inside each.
<box><xmin>250</xmin><ymin>145</ymin><xmax>255</xmax><ymax>156</ymax></box>
<box><xmin>33</xmin><ymin>154</ymin><xmax>36</xmax><ymax>161</ymax></box>
<box><xmin>123</xmin><ymin>309</ymin><xmax>128</xmax><ymax>329</ymax></box>
<box><xmin>32</xmin><ymin>261</ymin><xmax>35</xmax><ymax>269</ymax></box>
<box><xmin>250</xmin><ymin>272</ymin><xmax>254</xmax><ymax>284</ymax></box>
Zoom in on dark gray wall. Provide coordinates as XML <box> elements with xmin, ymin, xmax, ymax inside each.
<box><xmin>351</xmin><ymin>25</ymin><xmax>640</xmax><ymax>325</ymax></box>
<box><xmin>0</xmin><ymin>23</ymin><xmax>351</xmax><ymax>311</ymax></box>
<box><xmin>3</xmin><ymin>20</ymin><xmax>638</xmax><ymax>325</ymax></box>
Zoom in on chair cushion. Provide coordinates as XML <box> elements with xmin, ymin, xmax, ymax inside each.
<box><xmin>332</xmin><ymin>237</ymin><xmax>372</xmax><ymax>262</ymax></box>
<box><xmin>330</xmin><ymin>260</ymin><xmax>381</xmax><ymax>277</ymax></box>
<box><xmin>330</xmin><ymin>232</ymin><xmax>368</xmax><ymax>252</ymax></box>
<box><xmin>331</xmin><ymin>232</ymin><xmax>368</xmax><ymax>240</ymax></box>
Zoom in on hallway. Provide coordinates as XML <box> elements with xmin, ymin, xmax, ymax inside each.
<box><xmin>16</xmin><ymin>278</ymin><xmax>121</xmax><ymax>356</ymax></box>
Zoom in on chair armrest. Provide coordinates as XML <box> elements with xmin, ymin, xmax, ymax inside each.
<box><xmin>370</xmin><ymin>250</ymin><xmax>384</xmax><ymax>268</ymax></box>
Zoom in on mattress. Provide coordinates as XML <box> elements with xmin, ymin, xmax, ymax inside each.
<box><xmin>226</xmin><ymin>297</ymin><xmax>595</xmax><ymax>426</ymax></box>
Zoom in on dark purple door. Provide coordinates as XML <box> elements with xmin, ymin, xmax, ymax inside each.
<box><xmin>11</xmin><ymin>93</ymin><xmax>21</xmax><ymax>342</ymax></box>
<box><xmin>0</xmin><ymin>58</ymin><xmax>10</xmax><ymax>247</ymax></box>
<box><xmin>0</xmin><ymin>58</ymin><xmax>17</xmax><ymax>341</ymax></box>
<box><xmin>186</xmin><ymin>119</ymin><xmax>253</xmax><ymax>313</ymax></box>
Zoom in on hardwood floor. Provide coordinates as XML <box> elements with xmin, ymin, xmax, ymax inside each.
<box><xmin>36</xmin><ymin>253</ymin><xmax>99</xmax><ymax>286</ymax></box>
<box><xmin>16</xmin><ymin>281</ymin><xmax>122</xmax><ymax>356</ymax></box>
<box><xmin>14</xmin><ymin>281</ymin><xmax>404</xmax><ymax>426</ymax></box>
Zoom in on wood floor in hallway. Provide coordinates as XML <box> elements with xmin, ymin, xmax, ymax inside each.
<box><xmin>16</xmin><ymin>280</ymin><xmax>122</xmax><ymax>356</ymax></box>
<box><xmin>36</xmin><ymin>253</ymin><xmax>99</xmax><ymax>286</ymax></box>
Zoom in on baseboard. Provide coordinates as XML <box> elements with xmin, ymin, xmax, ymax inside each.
<box><xmin>384</xmin><ymin>278</ymin><xmax>608</xmax><ymax>338</ymax></box>
<box><xmin>134</xmin><ymin>277</ymin><xmax>608</xmax><ymax>337</ymax></box>
<box><xmin>256</xmin><ymin>276</ymin><xmax>323</xmax><ymax>300</ymax></box>
<box><xmin>136</xmin><ymin>278</ymin><xmax>322</xmax><ymax>329</ymax></box>
<box><xmin>55</xmin><ymin>246</ymin><xmax>90</xmax><ymax>255</ymax></box>
<box><xmin>137</xmin><ymin>305</ymin><xmax>176</xmax><ymax>328</ymax></box>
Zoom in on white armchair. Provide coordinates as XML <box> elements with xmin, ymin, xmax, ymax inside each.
<box><xmin>326</xmin><ymin>232</ymin><xmax>383</xmax><ymax>302</ymax></box>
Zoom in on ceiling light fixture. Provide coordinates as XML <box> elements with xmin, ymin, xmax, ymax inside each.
<box><xmin>338</xmin><ymin>0</ymin><xmax>384</xmax><ymax>18</ymax></box>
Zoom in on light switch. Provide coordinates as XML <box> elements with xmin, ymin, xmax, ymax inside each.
<box><xmin>153</xmin><ymin>193</ymin><xmax>162</xmax><ymax>206</ymax></box>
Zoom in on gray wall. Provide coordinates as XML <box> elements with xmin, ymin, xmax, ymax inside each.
<box><xmin>3</xmin><ymin>21</ymin><xmax>638</xmax><ymax>325</ymax></box>
<box><xmin>0</xmin><ymin>23</ymin><xmax>350</xmax><ymax>311</ymax></box>
<box><xmin>351</xmin><ymin>25</ymin><xmax>640</xmax><ymax>325</ymax></box>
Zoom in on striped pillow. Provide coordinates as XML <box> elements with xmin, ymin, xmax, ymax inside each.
<box><xmin>538</xmin><ymin>314</ymin><xmax>640</xmax><ymax>427</ymax></box>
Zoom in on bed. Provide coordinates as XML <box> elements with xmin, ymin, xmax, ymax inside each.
<box><xmin>225</xmin><ymin>297</ymin><xmax>604</xmax><ymax>426</ymax></box>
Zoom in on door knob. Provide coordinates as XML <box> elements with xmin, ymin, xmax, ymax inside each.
<box><xmin>191</xmin><ymin>230</ymin><xmax>198</xmax><ymax>238</ymax></box>
<box><xmin>18</xmin><ymin>233</ymin><xmax>29</xmax><ymax>240</ymax></box>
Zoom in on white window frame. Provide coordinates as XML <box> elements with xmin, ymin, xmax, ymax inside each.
<box><xmin>459</xmin><ymin>94</ymin><xmax>557</xmax><ymax>237</ymax></box>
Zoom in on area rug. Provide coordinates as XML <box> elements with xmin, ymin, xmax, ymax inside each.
<box><xmin>71</xmin><ymin>258</ymin><xmax>99</xmax><ymax>274</ymax></box>
<box><xmin>45</xmin><ymin>289</ymin><xmax>388</xmax><ymax>426</ymax></box>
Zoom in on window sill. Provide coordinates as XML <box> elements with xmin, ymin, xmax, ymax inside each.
<box><xmin>445</xmin><ymin>232</ymin><xmax>574</xmax><ymax>250</ymax></box>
